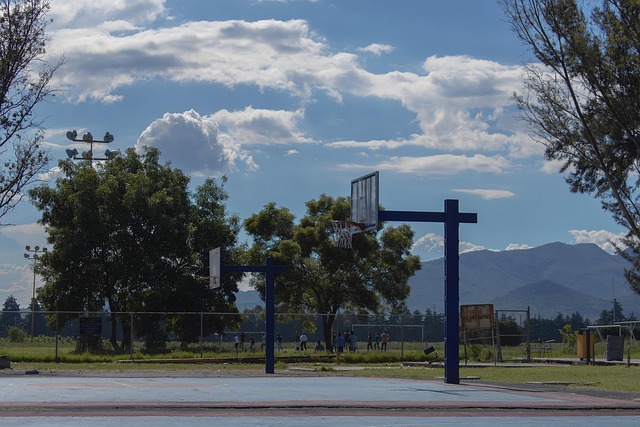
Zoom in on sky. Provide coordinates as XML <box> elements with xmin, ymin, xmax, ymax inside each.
<box><xmin>0</xmin><ymin>0</ymin><xmax>630</xmax><ymax>308</ymax></box>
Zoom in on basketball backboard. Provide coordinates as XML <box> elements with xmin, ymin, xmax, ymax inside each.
<box><xmin>350</xmin><ymin>171</ymin><xmax>379</xmax><ymax>232</ymax></box>
<box><xmin>209</xmin><ymin>247</ymin><xmax>221</xmax><ymax>289</ymax></box>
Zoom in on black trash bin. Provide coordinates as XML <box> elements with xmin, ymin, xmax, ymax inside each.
<box><xmin>606</xmin><ymin>335</ymin><xmax>624</xmax><ymax>361</ymax></box>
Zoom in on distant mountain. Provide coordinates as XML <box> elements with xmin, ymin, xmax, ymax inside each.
<box><xmin>235</xmin><ymin>242</ymin><xmax>640</xmax><ymax>320</ymax></box>
<box><xmin>407</xmin><ymin>242</ymin><xmax>638</xmax><ymax>319</ymax></box>
<box><xmin>491</xmin><ymin>279</ymin><xmax>608</xmax><ymax>320</ymax></box>
<box><xmin>235</xmin><ymin>290</ymin><xmax>262</xmax><ymax>311</ymax></box>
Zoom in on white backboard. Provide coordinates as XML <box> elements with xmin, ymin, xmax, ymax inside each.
<box><xmin>209</xmin><ymin>247</ymin><xmax>221</xmax><ymax>289</ymax></box>
<box><xmin>350</xmin><ymin>171</ymin><xmax>379</xmax><ymax>232</ymax></box>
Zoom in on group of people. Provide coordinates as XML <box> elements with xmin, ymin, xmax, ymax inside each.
<box><xmin>366</xmin><ymin>330</ymin><xmax>390</xmax><ymax>351</ymax></box>
<box><xmin>275</xmin><ymin>332</ymin><xmax>324</xmax><ymax>352</ymax></box>
<box><xmin>332</xmin><ymin>329</ymin><xmax>390</xmax><ymax>353</ymax></box>
<box><xmin>232</xmin><ymin>331</ymin><xmax>262</xmax><ymax>353</ymax></box>
<box><xmin>233</xmin><ymin>329</ymin><xmax>391</xmax><ymax>353</ymax></box>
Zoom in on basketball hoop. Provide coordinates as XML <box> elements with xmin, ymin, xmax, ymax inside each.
<box><xmin>331</xmin><ymin>220</ymin><xmax>365</xmax><ymax>248</ymax></box>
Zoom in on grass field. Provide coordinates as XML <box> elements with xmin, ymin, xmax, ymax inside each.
<box><xmin>2</xmin><ymin>339</ymin><xmax>640</xmax><ymax>395</ymax></box>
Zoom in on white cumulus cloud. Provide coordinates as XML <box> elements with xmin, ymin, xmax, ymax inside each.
<box><xmin>209</xmin><ymin>107</ymin><xmax>312</xmax><ymax>146</ymax></box>
<box><xmin>341</xmin><ymin>154</ymin><xmax>511</xmax><ymax>175</ymax></box>
<box><xmin>357</xmin><ymin>43</ymin><xmax>395</xmax><ymax>56</ymax></box>
<box><xmin>569</xmin><ymin>229</ymin><xmax>627</xmax><ymax>254</ymax></box>
<box><xmin>452</xmin><ymin>189</ymin><xmax>516</xmax><ymax>200</ymax></box>
<box><xmin>136</xmin><ymin>110</ymin><xmax>257</xmax><ymax>176</ymax></box>
<box><xmin>411</xmin><ymin>232</ymin><xmax>485</xmax><ymax>261</ymax></box>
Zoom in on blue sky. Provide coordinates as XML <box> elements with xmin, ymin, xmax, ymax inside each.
<box><xmin>0</xmin><ymin>0</ymin><xmax>628</xmax><ymax>307</ymax></box>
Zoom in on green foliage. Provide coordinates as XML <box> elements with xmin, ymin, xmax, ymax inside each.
<box><xmin>597</xmin><ymin>299</ymin><xmax>625</xmax><ymax>325</ymax></box>
<box><xmin>7</xmin><ymin>326</ymin><xmax>27</xmax><ymax>342</ymax></box>
<box><xmin>244</xmin><ymin>195</ymin><xmax>422</xmax><ymax>352</ymax></box>
<box><xmin>559</xmin><ymin>324</ymin><xmax>577</xmax><ymax>353</ymax></box>
<box><xmin>0</xmin><ymin>0</ymin><xmax>63</xmax><ymax>223</ymax></box>
<box><xmin>28</xmin><ymin>148</ymin><xmax>243</xmax><ymax>353</ymax></box>
<box><xmin>0</xmin><ymin>295</ymin><xmax>22</xmax><ymax>336</ymax></box>
<box><xmin>498</xmin><ymin>319</ymin><xmax>522</xmax><ymax>346</ymax></box>
<box><xmin>339</xmin><ymin>350</ymin><xmax>430</xmax><ymax>364</ymax></box>
<box><xmin>465</xmin><ymin>344</ymin><xmax>494</xmax><ymax>362</ymax></box>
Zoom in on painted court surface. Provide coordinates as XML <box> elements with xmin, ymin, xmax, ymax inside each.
<box><xmin>1</xmin><ymin>373</ymin><xmax>640</xmax><ymax>426</ymax></box>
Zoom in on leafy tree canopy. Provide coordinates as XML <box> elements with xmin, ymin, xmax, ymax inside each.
<box><xmin>0</xmin><ymin>295</ymin><xmax>22</xmax><ymax>336</ymax></box>
<box><xmin>0</xmin><ymin>0</ymin><xmax>63</xmax><ymax>224</ymax></box>
<box><xmin>28</xmin><ymin>147</ymin><xmax>244</xmax><ymax>352</ymax></box>
<box><xmin>244</xmin><ymin>194</ymin><xmax>422</xmax><ymax>350</ymax></box>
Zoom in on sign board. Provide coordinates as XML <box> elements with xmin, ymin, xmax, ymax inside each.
<box><xmin>460</xmin><ymin>304</ymin><xmax>495</xmax><ymax>332</ymax></box>
<box><xmin>209</xmin><ymin>247</ymin><xmax>221</xmax><ymax>289</ymax></box>
<box><xmin>79</xmin><ymin>317</ymin><xmax>102</xmax><ymax>335</ymax></box>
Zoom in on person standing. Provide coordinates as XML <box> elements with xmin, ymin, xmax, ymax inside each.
<box><xmin>300</xmin><ymin>332</ymin><xmax>308</xmax><ymax>351</ymax></box>
<box><xmin>349</xmin><ymin>330</ymin><xmax>357</xmax><ymax>353</ymax></box>
<box><xmin>336</xmin><ymin>332</ymin><xmax>345</xmax><ymax>353</ymax></box>
<box><xmin>276</xmin><ymin>333</ymin><xmax>283</xmax><ymax>351</ymax></box>
<box><xmin>367</xmin><ymin>332</ymin><xmax>373</xmax><ymax>351</ymax></box>
<box><xmin>381</xmin><ymin>330</ymin><xmax>390</xmax><ymax>351</ymax></box>
<box><xmin>233</xmin><ymin>334</ymin><xmax>240</xmax><ymax>354</ymax></box>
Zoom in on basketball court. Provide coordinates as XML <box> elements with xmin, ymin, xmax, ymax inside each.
<box><xmin>1</xmin><ymin>372</ymin><xmax>640</xmax><ymax>426</ymax></box>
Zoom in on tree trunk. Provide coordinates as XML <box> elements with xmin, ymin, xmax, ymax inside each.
<box><xmin>322</xmin><ymin>313</ymin><xmax>335</xmax><ymax>352</ymax></box>
<box><xmin>109</xmin><ymin>312</ymin><xmax>121</xmax><ymax>353</ymax></box>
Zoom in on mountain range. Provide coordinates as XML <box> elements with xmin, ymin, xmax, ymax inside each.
<box><xmin>235</xmin><ymin>242</ymin><xmax>640</xmax><ymax>320</ymax></box>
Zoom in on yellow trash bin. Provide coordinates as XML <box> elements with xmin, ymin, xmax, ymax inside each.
<box><xmin>577</xmin><ymin>332</ymin><xmax>595</xmax><ymax>360</ymax></box>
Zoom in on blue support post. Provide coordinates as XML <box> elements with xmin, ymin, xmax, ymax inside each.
<box><xmin>378</xmin><ymin>199</ymin><xmax>476</xmax><ymax>385</ymax></box>
<box><xmin>444</xmin><ymin>199</ymin><xmax>460</xmax><ymax>384</ymax></box>
<box><xmin>223</xmin><ymin>259</ymin><xmax>285</xmax><ymax>374</ymax></box>
<box><xmin>265</xmin><ymin>258</ymin><xmax>276</xmax><ymax>374</ymax></box>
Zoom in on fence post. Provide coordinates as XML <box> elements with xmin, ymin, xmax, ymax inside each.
<box><xmin>495</xmin><ymin>310</ymin><xmax>502</xmax><ymax>362</ymax></box>
<box><xmin>130</xmin><ymin>312</ymin><xmax>134</xmax><ymax>361</ymax></box>
<box><xmin>55</xmin><ymin>310</ymin><xmax>59</xmax><ymax>363</ymax></box>
<box><xmin>526</xmin><ymin>306</ymin><xmax>531</xmax><ymax>362</ymax></box>
<box><xmin>400</xmin><ymin>314</ymin><xmax>404</xmax><ymax>362</ymax></box>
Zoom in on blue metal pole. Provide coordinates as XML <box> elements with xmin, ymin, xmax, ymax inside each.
<box><xmin>265</xmin><ymin>257</ymin><xmax>275</xmax><ymax>374</ymax></box>
<box><xmin>444</xmin><ymin>199</ymin><xmax>460</xmax><ymax>384</ymax></box>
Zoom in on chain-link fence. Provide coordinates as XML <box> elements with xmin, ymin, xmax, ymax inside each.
<box><xmin>0</xmin><ymin>310</ymin><xmax>446</xmax><ymax>362</ymax></box>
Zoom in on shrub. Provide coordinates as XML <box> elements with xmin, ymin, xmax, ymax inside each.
<box><xmin>466</xmin><ymin>344</ymin><xmax>493</xmax><ymax>362</ymax></box>
<box><xmin>7</xmin><ymin>326</ymin><xmax>27</xmax><ymax>342</ymax></box>
<box><xmin>559</xmin><ymin>324</ymin><xmax>577</xmax><ymax>353</ymax></box>
<box><xmin>480</xmin><ymin>346</ymin><xmax>493</xmax><ymax>362</ymax></box>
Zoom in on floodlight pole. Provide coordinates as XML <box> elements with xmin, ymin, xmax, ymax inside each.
<box><xmin>378</xmin><ymin>199</ymin><xmax>477</xmax><ymax>384</ymax></box>
<box><xmin>224</xmin><ymin>258</ymin><xmax>286</xmax><ymax>374</ymax></box>
<box><xmin>24</xmin><ymin>245</ymin><xmax>47</xmax><ymax>342</ymax></box>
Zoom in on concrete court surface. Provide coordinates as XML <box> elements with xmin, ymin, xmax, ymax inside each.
<box><xmin>1</xmin><ymin>373</ymin><xmax>640</xmax><ymax>426</ymax></box>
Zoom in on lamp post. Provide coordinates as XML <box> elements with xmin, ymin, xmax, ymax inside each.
<box><xmin>24</xmin><ymin>245</ymin><xmax>47</xmax><ymax>341</ymax></box>
<box><xmin>65</xmin><ymin>130</ymin><xmax>118</xmax><ymax>165</ymax></box>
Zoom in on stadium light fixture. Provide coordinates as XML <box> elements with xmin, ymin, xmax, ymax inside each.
<box><xmin>65</xmin><ymin>129</ymin><xmax>118</xmax><ymax>164</ymax></box>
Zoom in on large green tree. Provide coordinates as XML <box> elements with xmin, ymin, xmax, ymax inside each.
<box><xmin>502</xmin><ymin>0</ymin><xmax>640</xmax><ymax>292</ymax></box>
<box><xmin>29</xmin><ymin>147</ymin><xmax>244</xmax><ymax>352</ymax></box>
<box><xmin>244</xmin><ymin>195</ymin><xmax>421</xmax><ymax>351</ymax></box>
<box><xmin>0</xmin><ymin>0</ymin><xmax>63</xmax><ymax>224</ymax></box>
